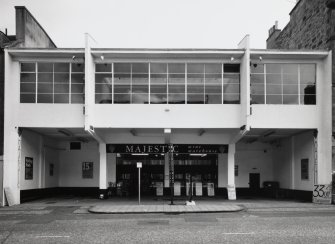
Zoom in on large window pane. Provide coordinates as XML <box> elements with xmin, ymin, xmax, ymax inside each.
<box><xmin>54</xmin><ymin>73</ymin><xmax>69</xmax><ymax>83</ymax></box>
<box><xmin>20</xmin><ymin>94</ymin><xmax>35</xmax><ymax>103</ymax></box>
<box><xmin>54</xmin><ymin>84</ymin><xmax>69</xmax><ymax>93</ymax></box>
<box><xmin>38</xmin><ymin>63</ymin><xmax>53</xmax><ymax>72</ymax></box>
<box><xmin>224</xmin><ymin>64</ymin><xmax>239</xmax><ymax>73</ymax></box>
<box><xmin>205</xmin><ymin>94</ymin><xmax>221</xmax><ymax>104</ymax></box>
<box><xmin>169</xmin><ymin>63</ymin><xmax>185</xmax><ymax>73</ymax></box>
<box><xmin>71</xmin><ymin>94</ymin><xmax>84</xmax><ymax>104</ymax></box>
<box><xmin>266</xmin><ymin>64</ymin><xmax>281</xmax><ymax>73</ymax></box>
<box><xmin>96</xmin><ymin>94</ymin><xmax>113</xmax><ymax>104</ymax></box>
<box><xmin>251</xmin><ymin>95</ymin><xmax>264</xmax><ymax>104</ymax></box>
<box><xmin>283</xmin><ymin>95</ymin><xmax>299</xmax><ymax>104</ymax></box>
<box><xmin>72</xmin><ymin>63</ymin><xmax>84</xmax><ymax>72</ymax></box>
<box><xmin>114</xmin><ymin>94</ymin><xmax>130</xmax><ymax>104</ymax></box>
<box><xmin>150</xmin><ymin>94</ymin><xmax>167</xmax><ymax>104</ymax></box>
<box><xmin>71</xmin><ymin>74</ymin><xmax>84</xmax><ymax>83</ymax></box>
<box><xmin>168</xmin><ymin>94</ymin><xmax>185</xmax><ymax>104</ymax></box>
<box><xmin>188</xmin><ymin>64</ymin><xmax>204</xmax><ymax>73</ymax></box>
<box><xmin>132</xmin><ymin>63</ymin><xmax>148</xmax><ymax>73</ymax></box>
<box><xmin>21</xmin><ymin>73</ymin><xmax>36</xmax><ymax>83</ymax></box>
<box><xmin>266</xmin><ymin>95</ymin><xmax>282</xmax><ymax>104</ymax></box>
<box><xmin>37</xmin><ymin>94</ymin><xmax>53</xmax><ymax>103</ymax></box>
<box><xmin>21</xmin><ymin>63</ymin><xmax>35</xmax><ymax>72</ymax></box>
<box><xmin>114</xmin><ymin>63</ymin><xmax>131</xmax><ymax>73</ymax></box>
<box><xmin>96</xmin><ymin>64</ymin><xmax>111</xmax><ymax>72</ymax></box>
<box><xmin>21</xmin><ymin>83</ymin><xmax>36</xmax><ymax>93</ymax></box>
<box><xmin>151</xmin><ymin>63</ymin><xmax>167</xmax><ymax>73</ymax></box>
<box><xmin>54</xmin><ymin>63</ymin><xmax>69</xmax><ymax>72</ymax></box>
<box><xmin>205</xmin><ymin>64</ymin><xmax>221</xmax><ymax>73</ymax></box>
<box><xmin>187</xmin><ymin>94</ymin><xmax>204</xmax><ymax>104</ymax></box>
<box><xmin>54</xmin><ymin>94</ymin><xmax>69</xmax><ymax>103</ymax></box>
<box><xmin>38</xmin><ymin>73</ymin><xmax>53</xmax><ymax>83</ymax></box>
<box><xmin>223</xmin><ymin>94</ymin><xmax>239</xmax><ymax>104</ymax></box>
<box><xmin>38</xmin><ymin>83</ymin><xmax>53</xmax><ymax>93</ymax></box>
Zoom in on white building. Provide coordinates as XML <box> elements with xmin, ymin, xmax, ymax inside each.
<box><xmin>3</xmin><ymin>36</ymin><xmax>332</xmax><ymax>205</ymax></box>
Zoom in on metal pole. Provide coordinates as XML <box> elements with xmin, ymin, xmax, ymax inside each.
<box><xmin>138</xmin><ymin>167</ymin><xmax>141</xmax><ymax>205</ymax></box>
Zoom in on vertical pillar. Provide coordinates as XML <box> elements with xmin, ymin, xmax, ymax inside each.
<box><xmin>227</xmin><ymin>144</ymin><xmax>235</xmax><ymax>186</ymax></box>
<box><xmin>3</xmin><ymin>127</ymin><xmax>21</xmax><ymax>205</ymax></box>
<box><xmin>227</xmin><ymin>144</ymin><xmax>236</xmax><ymax>200</ymax></box>
<box><xmin>99</xmin><ymin>143</ymin><xmax>107</xmax><ymax>191</ymax></box>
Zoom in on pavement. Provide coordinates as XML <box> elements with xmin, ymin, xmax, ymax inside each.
<box><xmin>88</xmin><ymin>203</ymin><xmax>244</xmax><ymax>214</ymax></box>
<box><xmin>11</xmin><ymin>196</ymin><xmax>335</xmax><ymax>214</ymax></box>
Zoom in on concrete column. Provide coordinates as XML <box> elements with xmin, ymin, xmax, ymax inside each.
<box><xmin>3</xmin><ymin>127</ymin><xmax>21</xmax><ymax>205</ymax></box>
<box><xmin>164</xmin><ymin>154</ymin><xmax>169</xmax><ymax>187</ymax></box>
<box><xmin>227</xmin><ymin>144</ymin><xmax>236</xmax><ymax>186</ymax></box>
<box><xmin>99</xmin><ymin>143</ymin><xmax>107</xmax><ymax>189</ymax></box>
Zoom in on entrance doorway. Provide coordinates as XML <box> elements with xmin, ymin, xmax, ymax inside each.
<box><xmin>115</xmin><ymin>153</ymin><xmax>218</xmax><ymax>197</ymax></box>
<box><xmin>249</xmin><ymin>173</ymin><xmax>260</xmax><ymax>195</ymax></box>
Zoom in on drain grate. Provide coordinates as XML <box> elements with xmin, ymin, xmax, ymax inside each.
<box><xmin>137</xmin><ymin>220</ymin><xmax>169</xmax><ymax>225</ymax></box>
<box><xmin>184</xmin><ymin>217</ymin><xmax>218</xmax><ymax>223</ymax></box>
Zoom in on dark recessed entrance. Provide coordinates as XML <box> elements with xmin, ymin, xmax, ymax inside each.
<box><xmin>115</xmin><ymin>153</ymin><xmax>218</xmax><ymax>197</ymax></box>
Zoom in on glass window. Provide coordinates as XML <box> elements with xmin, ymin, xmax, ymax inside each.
<box><xmin>20</xmin><ymin>62</ymin><xmax>84</xmax><ymax>104</ymax></box>
<box><xmin>94</xmin><ymin>62</ymin><xmax>240</xmax><ymax>105</ymax></box>
<box><xmin>251</xmin><ymin>63</ymin><xmax>316</xmax><ymax>105</ymax></box>
<box><xmin>96</xmin><ymin>64</ymin><xmax>111</xmax><ymax>73</ymax></box>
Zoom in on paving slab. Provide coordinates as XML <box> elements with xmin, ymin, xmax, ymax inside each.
<box><xmin>88</xmin><ymin>204</ymin><xmax>244</xmax><ymax>214</ymax></box>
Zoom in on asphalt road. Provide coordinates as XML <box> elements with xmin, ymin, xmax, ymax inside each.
<box><xmin>0</xmin><ymin>206</ymin><xmax>335</xmax><ymax>244</ymax></box>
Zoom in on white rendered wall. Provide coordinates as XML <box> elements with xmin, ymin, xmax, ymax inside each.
<box><xmin>249</xmin><ymin>106</ymin><xmax>317</xmax><ymax>129</ymax></box>
<box><xmin>18</xmin><ymin>104</ymin><xmax>84</xmax><ymax>128</ymax></box>
<box><xmin>93</xmin><ymin>105</ymin><xmax>241</xmax><ymax>129</ymax></box>
<box><xmin>20</xmin><ymin>130</ymin><xmax>60</xmax><ymax>190</ymax></box>
<box><xmin>58</xmin><ymin>141</ymin><xmax>99</xmax><ymax>187</ymax></box>
<box><xmin>273</xmin><ymin>132</ymin><xmax>315</xmax><ymax>191</ymax></box>
<box><xmin>235</xmin><ymin>142</ymin><xmax>274</xmax><ymax>188</ymax></box>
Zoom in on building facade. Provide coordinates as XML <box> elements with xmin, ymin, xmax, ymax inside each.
<box><xmin>2</xmin><ymin>35</ymin><xmax>332</xmax><ymax>205</ymax></box>
<box><xmin>266</xmin><ymin>0</ymin><xmax>335</xmax><ymax>171</ymax></box>
<box><xmin>1</xmin><ymin>6</ymin><xmax>56</xmax><ymax>205</ymax></box>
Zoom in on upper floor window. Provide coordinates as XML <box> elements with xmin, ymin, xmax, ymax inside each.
<box><xmin>250</xmin><ymin>63</ymin><xmax>316</xmax><ymax>105</ymax></box>
<box><xmin>20</xmin><ymin>62</ymin><xmax>84</xmax><ymax>104</ymax></box>
<box><xmin>95</xmin><ymin>63</ymin><xmax>240</xmax><ymax>104</ymax></box>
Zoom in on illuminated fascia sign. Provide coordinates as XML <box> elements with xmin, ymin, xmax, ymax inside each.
<box><xmin>106</xmin><ymin>144</ymin><xmax>228</xmax><ymax>154</ymax></box>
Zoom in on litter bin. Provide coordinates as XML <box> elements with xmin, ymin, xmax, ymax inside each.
<box><xmin>263</xmin><ymin>181</ymin><xmax>279</xmax><ymax>198</ymax></box>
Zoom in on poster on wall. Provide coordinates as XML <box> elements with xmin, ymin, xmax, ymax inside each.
<box><xmin>49</xmin><ymin>163</ymin><xmax>54</xmax><ymax>176</ymax></box>
<box><xmin>82</xmin><ymin>162</ymin><xmax>93</xmax><ymax>179</ymax></box>
<box><xmin>25</xmin><ymin>157</ymin><xmax>33</xmax><ymax>180</ymax></box>
<box><xmin>301</xmin><ymin>159</ymin><xmax>309</xmax><ymax>180</ymax></box>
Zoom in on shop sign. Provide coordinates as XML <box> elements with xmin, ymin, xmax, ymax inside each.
<box><xmin>136</xmin><ymin>162</ymin><xmax>142</xmax><ymax>168</ymax></box>
<box><xmin>25</xmin><ymin>157</ymin><xmax>33</xmax><ymax>180</ymax></box>
<box><xmin>106</xmin><ymin>144</ymin><xmax>228</xmax><ymax>154</ymax></box>
<box><xmin>313</xmin><ymin>184</ymin><xmax>332</xmax><ymax>204</ymax></box>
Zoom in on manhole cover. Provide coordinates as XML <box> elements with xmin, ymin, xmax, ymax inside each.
<box><xmin>137</xmin><ymin>220</ymin><xmax>169</xmax><ymax>225</ymax></box>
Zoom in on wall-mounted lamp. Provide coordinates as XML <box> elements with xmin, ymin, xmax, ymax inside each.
<box><xmin>230</xmin><ymin>57</ymin><xmax>234</xmax><ymax>61</ymax></box>
<box><xmin>259</xmin><ymin>56</ymin><xmax>263</xmax><ymax>61</ymax></box>
<box><xmin>100</xmin><ymin>55</ymin><xmax>104</xmax><ymax>61</ymax></box>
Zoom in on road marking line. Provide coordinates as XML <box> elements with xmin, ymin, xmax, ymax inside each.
<box><xmin>222</xmin><ymin>232</ymin><xmax>255</xmax><ymax>235</ymax></box>
<box><xmin>35</xmin><ymin>235</ymin><xmax>70</xmax><ymax>238</ymax></box>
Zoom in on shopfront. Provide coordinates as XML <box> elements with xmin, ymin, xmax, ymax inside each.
<box><xmin>107</xmin><ymin>144</ymin><xmax>227</xmax><ymax>197</ymax></box>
